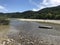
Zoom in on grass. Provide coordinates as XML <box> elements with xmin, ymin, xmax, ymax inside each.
<box><xmin>0</xmin><ymin>20</ymin><xmax>10</xmax><ymax>25</ymax></box>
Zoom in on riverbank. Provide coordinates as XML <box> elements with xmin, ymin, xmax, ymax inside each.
<box><xmin>0</xmin><ymin>19</ymin><xmax>9</xmax><ymax>25</ymax></box>
<box><xmin>17</xmin><ymin>19</ymin><xmax>60</xmax><ymax>24</ymax></box>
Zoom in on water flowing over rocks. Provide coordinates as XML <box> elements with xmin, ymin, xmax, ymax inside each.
<box><xmin>0</xmin><ymin>19</ymin><xmax>60</xmax><ymax>45</ymax></box>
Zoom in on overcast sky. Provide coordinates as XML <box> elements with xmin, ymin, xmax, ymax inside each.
<box><xmin>0</xmin><ymin>0</ymin><xmax>60</xmax><ymax>13</ymax></box>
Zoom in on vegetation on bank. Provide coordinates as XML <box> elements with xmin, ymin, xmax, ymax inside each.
<box><xmin>0</xmin><ymin>6</ymin><xmax>60</xmax><ymax>20</ymax></box>
<box><xmin>0</xmin><ymin>16</ymin><xmax>9</xmax><ymax>25</ymax></box>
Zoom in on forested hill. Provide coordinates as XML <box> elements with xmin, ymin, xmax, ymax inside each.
<box><xmin>0</xmin><ymin>6</ymin><xmax>60</xmax><ymax>19</ymax></box>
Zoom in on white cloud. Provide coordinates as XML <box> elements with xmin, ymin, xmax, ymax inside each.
<box><xmin>0</xmin><ymin>5</ymin><xmax>8</xmax><ymax>12</ymax></box>
<box><xmin>29</xmin><ymin>0</ymin><xmax>60</xmax><ymax>11</ymax></box>
<box><xmin>0</xmin><ymin>6</ymin><xmax>5</xmax><ymax>9</ymax></box>
<box><xmin>42</xmin><ymin>0</ymin><xmax>60</xmax><ymax>7</ymax></box>
<box><xmin>32</xmin><ymin>8</ymin><xmax>38</xmax><ymax>11</ymax></box>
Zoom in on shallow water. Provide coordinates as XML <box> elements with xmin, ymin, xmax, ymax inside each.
<box><xmin>9</xmin><ymin>19</ymin><xmax>60</xmax><ymax>36</ymax></box>
<box><xmin>0</xmin><ymin>19</ymin><xmax>60</xmax><ymax>45</ymax></box>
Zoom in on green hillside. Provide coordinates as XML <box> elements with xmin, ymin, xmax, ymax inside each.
<box><xmin>0</xmin><ymin>6</ymin><xmax>60</xmax><ymax>19</ymax></box>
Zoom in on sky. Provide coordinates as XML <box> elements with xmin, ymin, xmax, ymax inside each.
<box><xmin>0</xmin><ymin>0</ymin><xmax>60</xmax><ymax>13</ymax></box>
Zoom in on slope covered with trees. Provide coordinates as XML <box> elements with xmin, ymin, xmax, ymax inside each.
<box><xmin>0</xmin><ymin>6</ymin><xmax>60</xmax><ymax>19</ymax></box>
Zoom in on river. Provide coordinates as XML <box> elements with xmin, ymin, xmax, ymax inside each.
<box><xmin>0</xmin><ymin>19</ymin><xmax>60</xmax><ymax>45</ymax></box>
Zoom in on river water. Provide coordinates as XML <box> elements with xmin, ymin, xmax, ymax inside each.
<box><xmin>9</xmin><ymin>19</ymin><xmax>60</xmax><ymax>36</ymax></box>
<box><xmin>1</xmin><ymin>19</ymin><xmax>60</xmax><ymax>45</ymax></box>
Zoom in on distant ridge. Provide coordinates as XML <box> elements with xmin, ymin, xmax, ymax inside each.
<box><xmin>0</xmin><ymin>6</ymin><xmax>60</xmax><ymax>19</ymax></box>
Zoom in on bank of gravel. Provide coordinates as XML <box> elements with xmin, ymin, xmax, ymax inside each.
<box><xmin>18</xmin><ymin>19</ymin><xmax>60</xmax><ymax>24</ymax></box>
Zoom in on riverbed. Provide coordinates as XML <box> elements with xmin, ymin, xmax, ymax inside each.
<box><xmin>0</xmin><ymin>19</ymin><xmax>60</xmax><ymax>45</ymax></box>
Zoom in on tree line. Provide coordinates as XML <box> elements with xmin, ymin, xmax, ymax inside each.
<box><xmin>0</xmin><ymin>6</ymin><xmax>60</xmax><ymax>20</ymax></box>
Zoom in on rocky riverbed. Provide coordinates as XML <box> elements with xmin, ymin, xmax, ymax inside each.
<box><xmin>0</xmin><ymin>19</ymin><xmax>60</xmax><ymax>45</ymax></box>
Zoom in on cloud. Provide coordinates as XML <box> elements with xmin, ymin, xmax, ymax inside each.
<box><xmin>0</xmin><ymin>6</ymin><xmax>5</xmax><ymax>9</ymax></box>
<box><xmin>29</xmin><ymin>0</ymin><xmax>60</xmax><ymax>11</ymax></box>
<box><xmin>0</xmin><ymin>5</ymin><xmax>8</xmax><ymax>12</ymax></box>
